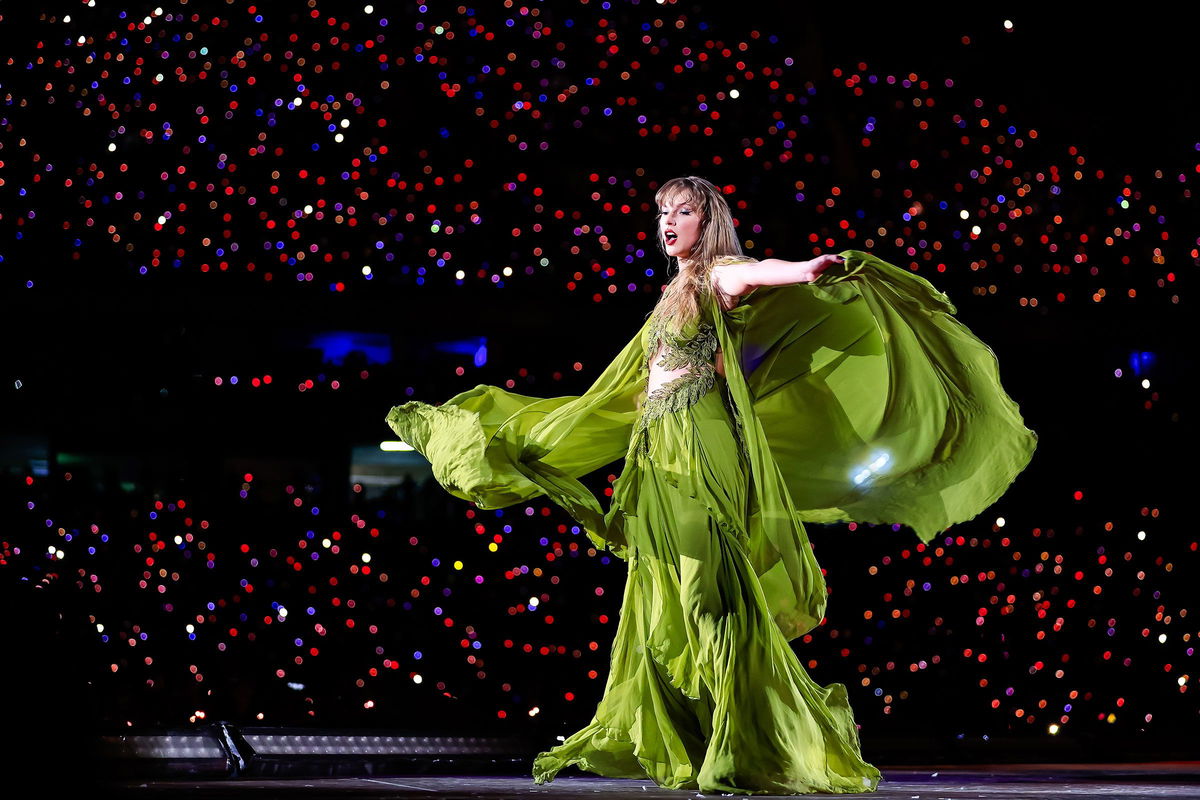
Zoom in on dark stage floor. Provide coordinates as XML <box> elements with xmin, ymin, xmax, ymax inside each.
<box><xmin>101</xmin><ymin>763</ymin><xmax>1200</xmax><ymax>799</ymax></box>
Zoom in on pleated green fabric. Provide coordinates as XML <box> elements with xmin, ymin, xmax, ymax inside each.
<box><xmin>385</xmin><ymin>249</ymin><xmax>1037</xmax><ymax>794</ymax></box>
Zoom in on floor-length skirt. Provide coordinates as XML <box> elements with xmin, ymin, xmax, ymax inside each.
<box><xmin>532</xmin><ymin>375</ymin><xmax>883</xmax><ymax>795</ymax></box>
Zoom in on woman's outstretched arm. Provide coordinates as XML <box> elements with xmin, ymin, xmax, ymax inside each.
<box><xmin>717</xmin><ymin>253</ymin><xmax>845</xmax><ymax>295</ymax></box>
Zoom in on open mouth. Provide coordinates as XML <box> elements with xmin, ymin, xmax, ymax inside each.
<box><xmin>664</xmin><ymin>231</ymin><xmax>678</xmax><ymax>245</ymax></box>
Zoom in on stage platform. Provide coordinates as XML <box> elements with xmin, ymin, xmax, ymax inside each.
<box><xmin>100</xmin><ymin>763</ymin><xmax>1200</xmax><ymax>799</ymax></box>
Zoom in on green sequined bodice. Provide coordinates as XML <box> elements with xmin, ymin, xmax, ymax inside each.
<box><xmin>630</xmin><ymin>303</ymin><xmax>721</xmax><ymax>459</ymax></box>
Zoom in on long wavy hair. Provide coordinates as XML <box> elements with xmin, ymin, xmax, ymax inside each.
<box><xmin>651</xmin><ymin>176</ymin><xmax>748</xmax><ymax>333</ymax></box>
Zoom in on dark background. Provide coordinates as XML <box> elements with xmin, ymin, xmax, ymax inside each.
<box><xmin>0</xmin><ymin>2</ymin><xmax>1194</xmax><ymax>763</ymax></box>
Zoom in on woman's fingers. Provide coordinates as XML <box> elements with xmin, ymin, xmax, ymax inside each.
<box><xmin>807</xmin><ymin>253</ymin><xmax>844</xmax><ymax>281</ymax></box>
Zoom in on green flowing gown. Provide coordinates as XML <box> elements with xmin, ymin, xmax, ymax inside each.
<box><xmin>385</xmin><ymin>250</ymin><xmax>1038</xmax><ymax>794</ymax></box>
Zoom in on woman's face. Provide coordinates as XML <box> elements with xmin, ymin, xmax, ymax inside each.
<box><xmin>659</xmin><ymin>193</ymin><xmax>702</xmax><ymax>261</ymax></box>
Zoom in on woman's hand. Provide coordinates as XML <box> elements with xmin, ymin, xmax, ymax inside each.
<box><xmin>801</xmin><ymin>253</ymin><xmax>846</xmax><ymax>283</ymax></box>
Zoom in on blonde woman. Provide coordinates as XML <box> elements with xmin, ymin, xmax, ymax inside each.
<box><xmin>387</xmin><ymin>176</ymin><xmax>1037</xmax><ymax>794</ymax></box>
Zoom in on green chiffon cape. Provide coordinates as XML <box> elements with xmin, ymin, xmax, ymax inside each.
<box><xmin>385</xmin><ymin>249</ymin><xmax>1038</xmax><ymax>641</ymax></box>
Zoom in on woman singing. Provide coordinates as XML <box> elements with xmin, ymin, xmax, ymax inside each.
<box><xmin>387</xmin><ymin>175</ymin><xmax>1037</xmax><ymax>794</ymax></box>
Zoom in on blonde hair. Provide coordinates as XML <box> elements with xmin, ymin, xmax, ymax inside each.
<box><xmin>651</xmin><ymin>176</ymin><xmax>749</xmax><ymax>332</ymax></box>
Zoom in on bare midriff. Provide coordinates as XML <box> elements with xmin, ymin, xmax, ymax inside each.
<box><xmin>646</xmin><ymin>341</ymin><xmax>689</xmax><ymax>396</ymax></box>
<box><xmin>646</xmin><ymin>341</ymin><xmax>727</xmax><ymax>396</ymax></box>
